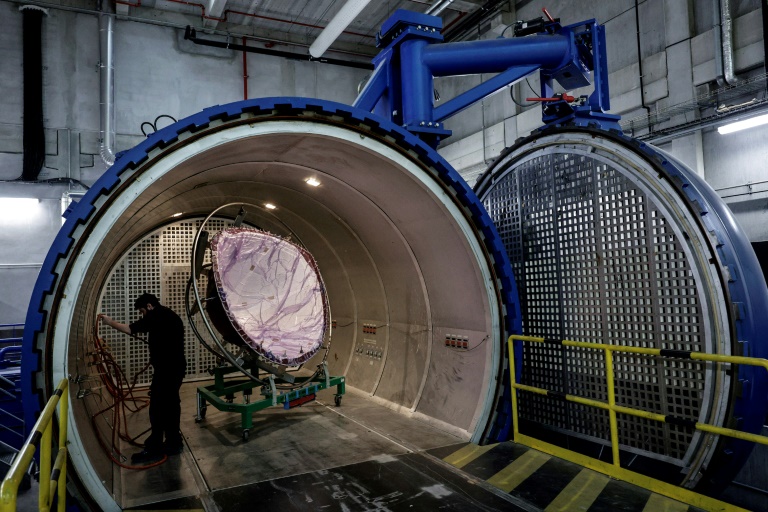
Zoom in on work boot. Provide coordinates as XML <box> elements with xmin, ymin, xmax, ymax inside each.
<box><xmin>131</xmin><ymin>449</ymin><xmax>163</xmax><ymax>465</ymax></box>
<box><xmin>164</xmin><ymin>443</ymin><xmax>184</xmax><ymax>456</ymax></box>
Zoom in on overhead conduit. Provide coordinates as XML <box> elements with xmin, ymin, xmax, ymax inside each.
<box><xmin>99</xmin><ymin>12</ymin><xmax>115</xmax><ymax>166</ymax></box>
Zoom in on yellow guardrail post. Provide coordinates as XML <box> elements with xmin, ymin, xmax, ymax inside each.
<box><xmin>507</xmin><ymin>334</ymin><xmax>768</xmax><ymax>510</ymax></box>
<box><xmin>39</xmin><ymin>421</ymin><xmax>51</xmax><ymax>511</ymax></box>
<box><xmin>57</xmin><ymin>384</ymin><xmax>68</xmax><ymax>512</ymax></box>
<box><xmin>604</xmin><ymin>348</ymin><xmax>621</xmax><ymax>466</ymax></box>
<box><xmin>0</xmin><ymin>378</ymin><xmax>69</xmax><ymax>512</ymax></box>
<box><xmin>508</xmin><ymin>336</ymin><xmax>520</xmax><ymax>439</ymax></box>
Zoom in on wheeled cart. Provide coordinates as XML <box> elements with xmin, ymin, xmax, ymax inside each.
<box><xmin>195</xmin><ymin>362</ymin><xmax>345</xmax><ymax>441</ymax></box>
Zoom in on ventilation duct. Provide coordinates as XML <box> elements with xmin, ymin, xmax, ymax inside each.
<box><xmin>19</xmin><ymin>5</ymin><xmax>47</xmax><ymax>181</ymax></box>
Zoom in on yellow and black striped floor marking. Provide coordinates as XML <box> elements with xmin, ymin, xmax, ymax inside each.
<box><xmin>430</xmin><ymin>442</ymin><xmax>718</xmax><ymax>512</ymax></box>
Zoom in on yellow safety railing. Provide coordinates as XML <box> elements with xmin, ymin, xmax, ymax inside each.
<box><xmin>0</xmin><ymin>378</ymin><xmax>69</xmax><ymax>512</ymax></box>
<box><xmin>508</xmin><ymin>335</ymin><xmax>768</xmax><ymax>511</ymax></box>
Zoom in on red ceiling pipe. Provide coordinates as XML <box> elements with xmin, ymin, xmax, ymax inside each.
<box><xmin>441</xmin><ymin>10</ymin><xmax>466</xmax><ymax>33</ymax></box>
<box><xmin>225</xmin><ymin>9</ymin><xmax>373</xmax><ymax>38</ymax></box>
<box><xmin>142</xmin><ymin>0</ymin><xmax>375</xmax><ymax>39</ymax></box>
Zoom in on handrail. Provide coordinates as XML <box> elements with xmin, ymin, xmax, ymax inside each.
<box><xmin>0</xmin><ymin>347</ymin><xmax>21</xmax><ymax>367</ymax></box>
<box><xmin>0</xmin><ymin>325</ymin><xmax>23</xmax><ymax>340</ymax></box>
<box><xmin>508</xmin><ymin>335</ymin><xmax>768</xmax><ymax>465</ymax></box>
<box><xmin>0</xmin><ymin>378</ymin><xmax>69</xmax><ymax>512</ymax></box>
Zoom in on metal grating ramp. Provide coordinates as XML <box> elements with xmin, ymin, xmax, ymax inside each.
<box><xmin>432</xmin><ymin>442</ymin><xmax>721</xmax><ymax>512</ymax></box>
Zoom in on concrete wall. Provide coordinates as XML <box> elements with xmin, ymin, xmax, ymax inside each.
<box><xmin>0</xmin><ymin>3</ymin><xmax>367</xmax><ymax>323</ymax></box>
<box><xmin>1</xmin><ymin>1</ymin><xmax>767</xmax><ymax>322</ymax></box>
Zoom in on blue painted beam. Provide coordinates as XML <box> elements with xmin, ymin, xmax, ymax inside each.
<box><xmin>422</xmin><ymin>35</ymin><xmax>570</xmax><ymax>76</ymax></box>
<box><xmin>433</xmin><ymin>65</ymin><xmax>539</xmax><ymax>123</ymax></box>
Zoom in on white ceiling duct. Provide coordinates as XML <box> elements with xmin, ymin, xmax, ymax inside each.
<box><xmin>309</xmin><ymin>0</ymin><xmax>373</xmax><ymax>58</ymax></box>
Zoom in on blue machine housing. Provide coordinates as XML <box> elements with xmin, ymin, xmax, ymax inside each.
<box><xmin>644</xmin><ymin>143</ymin><xmax>768</xmax><ymax>493</ymax></box>
<box><xmin>21</xmin><ymin>97</ymin><xmax>522</xmax><ymax>445</ymax></box>
<box><xmin>21</xmin><ymin>5</ymin><xmax>767</xmax><ymax>497</ymax></box>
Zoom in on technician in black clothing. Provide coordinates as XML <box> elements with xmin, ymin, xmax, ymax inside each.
<box><xmin>100</xmin><ymin>292</ymin><xmax>186</xmax><ymax>464</ymax></box>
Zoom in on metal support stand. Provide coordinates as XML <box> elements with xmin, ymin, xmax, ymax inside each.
<box><xmin>195</xmin><ymin>365</ymin><xmax>346</xmax><ymax>441</ymax></box>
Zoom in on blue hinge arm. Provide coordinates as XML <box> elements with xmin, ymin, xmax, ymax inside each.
<box><xmin>433</xmin><ymin>65</ymin><xmax>540</xmax><ymax>123</ymax></box>
<box><xmin>422</xmin><ymin>35</ymin><xmax>570</xmax><ymax>76</ymax></box>
<box><xmin>589</xmin><ymin>24</ymin><xmax>610</xmax><ymax>112</ymax></box>
<box><xmin>353</xmin><ymin>50</ymin><xmax>392</xmax><ymax>112</ymax></box>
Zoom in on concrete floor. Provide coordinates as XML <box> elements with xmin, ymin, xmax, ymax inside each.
<box><xmin>13</xmin><ymin>378</ymin><xmax>762</xmax><ymax>511</ymax></box>
<box><xmin>114</xmin><ymin>380</ymin><xmax>526</xmax><ymax>511</ymax></box>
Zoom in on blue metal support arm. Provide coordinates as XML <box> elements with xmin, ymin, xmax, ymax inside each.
<box><xmin>433</xmin><ymin>65</ymin><xmax>539</xmax><ymax>122</ymax></box>
<box><xmin>353</xmin><ymin>9</ymin><xmax>621</xmax><ymax>147</ymax></box>
<box><xmin>355</xmin><ymin>54</ymin><xmax>390</xmax><ymax>113</ymax></box>
<box><xmin>422</xmin><ymin>36</ymin><xmax>570</xmax><ymax>76</ymax></box>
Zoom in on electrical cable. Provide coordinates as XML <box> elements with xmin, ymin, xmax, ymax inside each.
<box><xmin>141</xmin><ymin>115</ymin><xmax>178</xmax><ymax>136</ymax></box>
<box><xmin>89</xmin><ymin>315</ymin><xmax>168</xmax><ymax>470</ymax></box>
<box><xmin>0</xmin><ymin>177</ymin><xmax>90</xmax><ymax>189</ymax></box>
<box><xmin>510</xmin><ymin>78</ymin><xmax>539</xmax><ymax>107</ymax></box>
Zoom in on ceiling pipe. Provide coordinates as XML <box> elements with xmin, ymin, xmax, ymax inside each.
<box><xmin>184</xmin><ymin>26</ymin><xmax>373</xmax><ymax>70</ymax></box>
<box><xmin>99</xmin><ymin>11</ymin><xmax>116</xmax><ymax>166</ymax></box>
<box><xmin>309</xmin><ymin>0</ymin><xmax>373</xmax><ymax>58</ymax></box>
<box><xmin>426</xmin><ymin>0</ymin><xmax>455</xmax><ymax>15</ymax></box>
<box><xmin>712</xmin><ymin>0</ymin><xmax>725</xmax><ymax>86</ymax></box>
<box><xmin>720</xmin><ymin>0</ymin><xmax>738</xmax><ymax>85</ymax></box>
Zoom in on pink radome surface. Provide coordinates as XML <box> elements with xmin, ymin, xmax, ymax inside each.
<box><xmin>210</xmin><ymin>228</ymin><xmax>326</xmax><ymax>365</ymax></box>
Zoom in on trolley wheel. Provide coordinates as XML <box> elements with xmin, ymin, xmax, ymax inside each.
<box><xmin>242</xmin><ymin>429</ymin><xmax>250</xmax><ymax>442</ymax></box>
<box><xmin>334</xmin><ymin>394</ymin><xmax>342</xmax><ymax>407</ymax></box>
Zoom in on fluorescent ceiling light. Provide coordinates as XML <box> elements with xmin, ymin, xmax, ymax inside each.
<box><xmin>309</xmin><ymin>0</ymin><xmax>373</xmax><ymax>58</ymax></box>
<box><xmin>717</xmin><ymin>113</ymin><xmax>768</xmax><ymax>134</ymax></box>
<box><xmin>265</xmin><ymin>203</ymin><xmax>276</xmax><ymax>210</ymax></box>
<box><xmin>305</xmin><ymin>178</ymin><xmax>320</xmax><ymax>187</ymax></box>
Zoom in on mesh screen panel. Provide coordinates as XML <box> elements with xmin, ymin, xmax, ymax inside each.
<box><xmin>483</xmin><ymin>151</ymin><xmax>705</xmax><ymax>463</ymax></box>
<box><xmin>98</xmin><ymin>218</ymin><xmax>237</xmax><ymax>385</ymax></box>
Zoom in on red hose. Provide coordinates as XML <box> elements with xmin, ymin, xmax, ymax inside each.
<box><xmin>89</xmin><ymin>316</ymin><xmax>164</xmax><ymax>470</ymax></box>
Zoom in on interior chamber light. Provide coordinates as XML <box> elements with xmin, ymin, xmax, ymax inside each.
<box><xmin>265</xmin><ymin>203</ymin><xmax>277</xmax><ymax>210</ymax></box>
<box><xmin>305</xmin><ymin>178</ymin><xmax>321</xmax><ymax>187</ymax></box>
<box><xmin>717</xmin><ymin>112</ymin><xmax>768</xmax><ymax>134</ymax></box>
<box><xmin>171</xmin><ymin>212</ymin><xmax>183</xmax><ymax>218</ymax></box>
